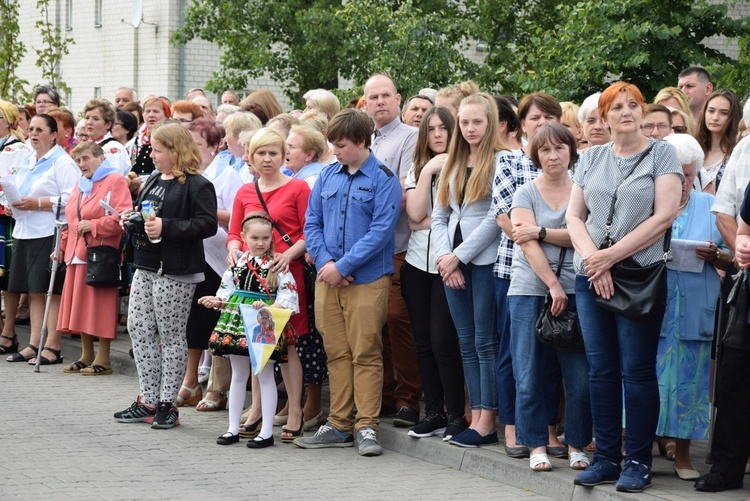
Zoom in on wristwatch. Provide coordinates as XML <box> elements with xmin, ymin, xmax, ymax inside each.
<box><xmin>538</xmin><ymin>227</ymin><xmax>547</xmax><ymax>241</ymax></box>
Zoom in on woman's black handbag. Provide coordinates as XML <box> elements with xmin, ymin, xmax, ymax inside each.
<box><xmin>85</xmin><ymin>243</ymin><xmax>122</xmax><ymax>287</ymax></box>
<box><xmin>535</xmin><ymin>247</ymin><xmax>584</xmax><ymax>352</ymax></box>
<box><xmin>590</xmin><ymin>144</ymin><xmax>668</xmax><ymax>320</ymax></box>
<box><xmin>594</xmin><ymin>254</ymin><xmax>667</xmax><ymax>321</ymax></box>
<box><xmin>78</xmin><ymin>193</ymin><xmax>122</xmax><ymax>288</ymax></box>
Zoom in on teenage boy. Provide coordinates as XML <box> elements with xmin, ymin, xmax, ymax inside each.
<box><xmin>296</xmin><ymin>109</ymin><xmax>402</xmax><ymax>456</ymax></box>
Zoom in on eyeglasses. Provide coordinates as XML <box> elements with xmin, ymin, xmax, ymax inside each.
<box><xmin>75</xmin><ymin>132</ymin><xmax>90</xmax><ymax>140</ymax></box>
<box><xmin>640</xmin><ymin>123</ymin><xmax>671</xmax><ymax>132</ymax></box>
<box><xmin>176</xmin><ymin>118</ymin><xmax>192</xmax><ymax>124</ymax></box>
<box><xmin>114</xmin><ymin>122</ymin><xmax>124</xmax><ymax>127</ymax></box>
<box><xmin>35</xmin><ymin>100</ymin><xmax>55</xmax><ymax>106</ymax></box>
<box><xmin>672</xmin><ymin>125</ymin><xmax>688</xmax><ymax>134</ymax></box>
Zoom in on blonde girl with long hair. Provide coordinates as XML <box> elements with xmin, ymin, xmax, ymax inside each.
<box><xmin>431</xmin><ymin>92</ymin><xmax>505</xmax><ymax>448</ymax></box>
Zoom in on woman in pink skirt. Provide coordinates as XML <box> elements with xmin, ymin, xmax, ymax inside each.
<box><xmin>58</xmin><ymin>141</ymin><xmax>132</xmax><ymax>375</ymax></box>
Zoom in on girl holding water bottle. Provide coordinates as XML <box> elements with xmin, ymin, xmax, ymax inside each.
<box><xmin>114</xmin><ymin>123</ymin><xmax>218</xmax><ymax>429</ymax></box>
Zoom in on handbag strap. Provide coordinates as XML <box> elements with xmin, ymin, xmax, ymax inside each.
<box><xmin>603</xmin><ymin>143</ymin><xmax>654</xmax><ymax>243</ymax></box>
<box><xmin>554</xmin><ymin>246</ymin><xmax>567</xmax><ymax>278</ymax></box>
<box><xmin>253</xmin><ymin>180</ymin><xmax>315</xmax><ymax>273</ymax></box>
<box><xmin>254</xmin><ymin>180</ymin><xmax>294</xmax><ymax>247</ymax></box>
<box><xmin>602</xmin><ymin>143</ymin><xmax>671</xmax><ymax>256</ymax></box>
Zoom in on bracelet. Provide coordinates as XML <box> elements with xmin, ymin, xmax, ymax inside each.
<box><xmin>38</xmin><ymin>198</ymin><xmax>42</xmax><ymax>210</ymax></box>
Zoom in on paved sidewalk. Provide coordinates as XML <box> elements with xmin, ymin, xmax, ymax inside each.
<box><xmin>7</xmin><ymin>326</ymin><xmax>750</xmax><ymax>501</ymax></box>
<box><xmin>0</xmin><ymin>357</ymin><xmax>553</xmax><ymax>501</ymax></box>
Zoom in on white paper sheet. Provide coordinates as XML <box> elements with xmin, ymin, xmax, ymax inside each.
<box><xmin>667</xmin><ymin>239</ymin><xmax>708</xmax><ymax>273</ymax></box>
<box><xmin>0</xmin><ymin>177</ymin><xmax>22</xmax><ymax>205</ymax></box>
<box><xmin>203</xmin><ymin>226</ymin><xmax>230</xmax><ymax>277</ymax></box>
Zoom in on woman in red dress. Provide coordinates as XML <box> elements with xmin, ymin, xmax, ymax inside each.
<box><xmin>227</xmin><ymin>128</ymin><xmax>311</xmax><ymax>442</ymax></box>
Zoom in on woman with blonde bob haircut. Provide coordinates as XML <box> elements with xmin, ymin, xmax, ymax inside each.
<box><xmin>432</xmin><ymin>92</ymin><xmax>504</xmax><ymax>448</ymax></box>
<box><xmin>115</xmin><ymin>122</ymin><xmax>218</xmax><ymax>429</ymax></box>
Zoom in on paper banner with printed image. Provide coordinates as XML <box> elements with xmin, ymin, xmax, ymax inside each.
<box><xmin>240</xmin><ymin>304</ymin><xmax>292</xmax><ymax>375</ymax></box>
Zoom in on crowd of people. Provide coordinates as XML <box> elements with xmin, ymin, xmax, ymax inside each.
<box><xmin>1</xmin><ymin>65</ymin><xmax>750</xmax><ymax>493</ymax></box>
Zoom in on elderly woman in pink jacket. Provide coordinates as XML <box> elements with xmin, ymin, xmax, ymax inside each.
<box><xmin>58</xmin><ymin>141</ymin><xmax>132</xmax><ymax>375</ymax></box>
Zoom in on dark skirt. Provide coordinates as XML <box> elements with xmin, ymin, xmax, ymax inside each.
<box><xmin>185</xmin><ymin>263</ymin><xmax>222</xmax><ymax>349</ymax></box>
<box><xmin>7</xmin><ymin>236</ymin><xmax>55</xmax><ymax>294</ymax></box>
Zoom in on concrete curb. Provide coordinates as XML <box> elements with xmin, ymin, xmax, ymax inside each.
<box><xmin>377</xmin><ymin>424</ymin><xmax>663</xmax><ymax>501</ymax></box>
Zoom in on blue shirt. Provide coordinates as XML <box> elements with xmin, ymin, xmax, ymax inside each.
<box><xmin>304</xmin><ymin>151</ymin><xmax>402</xmax><ymax>284</ymax></box>
<box><xmin>218</xmin><ymin>149</ymin><xmax>243</xmax><ymax>173</ymax></box>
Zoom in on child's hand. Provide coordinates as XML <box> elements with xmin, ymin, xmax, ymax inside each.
<box><xmin>198</xmin><ymin>296</ymin><xmax>221</xmax><ymax>309</ymax></box>
<box><xmin>252</xmin><ymin>300</ymin><xmax>267</xmax><ymax>309</ymax></box>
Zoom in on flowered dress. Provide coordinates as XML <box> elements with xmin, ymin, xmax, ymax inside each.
<box><xmin>208</xmin><ymin>252</ymin><xmax>298</xmax><ymax>359</ymax></box>
<box><xmin>656</xmin><ymin>192</ymin><xmax>722</xmax><ymax>440</ymax></box>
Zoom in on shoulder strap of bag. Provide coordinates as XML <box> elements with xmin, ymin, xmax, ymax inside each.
<box><xmin>554</xmin><ymin>246</ymin><xmax>567</xmax><ymax>278</ymax></box>
<box><xmin>602</xmin><ymin>143</ymin><xmax>655</xmax><ymax>246</ymax></box>
<box><xmin>254</xmin><ymin>180</ymin><xmax>294</xmax><ymax>247</ymax></box>
<box><xmin>603</xmin><ymin>143</ymin><xmax>671</xmax><ymax>255</ymax></box>
<box><xmin>76</xmin><ymin>192</ymin><xmax>89</xmax><ymax>249</ymax></box>
<box><xmin>604</xmin><ymin>143</ymin><xmax>655</xmax><ymax>229</ymax></box>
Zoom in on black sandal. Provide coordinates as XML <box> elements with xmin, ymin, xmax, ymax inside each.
<box><xmin>0</xmin><ymin>334</ymin><xmax>18</xmax><ymax>355</ymax></box>
<box><xmin>63</xmin><ymin>360</ymin><xmax>89</xmax><ymax>373</ymax></box>
<box><xmin>7</xmin><ymin>344</ymin><xmax>38</xmax><ymax>362</ymax></box>
<box><xmin>28</xmin><ymin>347</ymin><xmax>63</xmax><ymax>366</ymax></box>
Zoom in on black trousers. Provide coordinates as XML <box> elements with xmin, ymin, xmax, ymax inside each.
<box><xmin>710</xmin><ymin>342</ymin><xmax>750</xmax><ymax>484</ymax></box>
<box><xmin>400</xmin><ymin>261</ymin><xmax>465</xmax><ymax>417</ymax></box>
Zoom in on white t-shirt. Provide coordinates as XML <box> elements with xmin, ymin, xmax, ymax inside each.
<box><xmin>202</xmin><ymin>154</ymin><xmax>244</xmax><ymax>277</ymax></box>
<box><xmin>404</xmin><ymin>163</ymin><xmax>438</xmax><ymax>274</ymax></box>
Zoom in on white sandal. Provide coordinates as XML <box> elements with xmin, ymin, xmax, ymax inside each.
<box><xmin>530</xmin><ymin>453</ymin><xmax>552</xmax><ymax>471</ymax></box>
<box><xmin>570</xmin><ymin>451</ymin><xmax>590</xmax><ymax>470</ymax></box>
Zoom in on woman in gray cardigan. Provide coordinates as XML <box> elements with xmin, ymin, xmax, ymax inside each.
<box><xmin>432</xmin><ymin>93</ymin><xmax>503</xmax><ymax>448</ymax></box>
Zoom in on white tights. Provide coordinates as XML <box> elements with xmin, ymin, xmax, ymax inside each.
<box><xmin>226</xmin><ymin>355</ymin><xmax>277</xmax><ymax>440</ymax></box>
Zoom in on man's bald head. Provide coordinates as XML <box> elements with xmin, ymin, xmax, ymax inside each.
<box><xmin>363</xmin><ymin>74</ymin><xmax>401</xmax><ymax>129</ymax></box>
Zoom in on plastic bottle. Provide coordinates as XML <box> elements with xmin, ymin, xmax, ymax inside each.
<box><xmin>141</xmin><ymin>200</ymin><xmax>162</xmax><ymax>244</ymax></box>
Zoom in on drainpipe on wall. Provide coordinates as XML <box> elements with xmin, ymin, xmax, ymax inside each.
<box><xmin>178</xmin><ymin>0</ymin><xmax>186</xmax><ymax>99</ymax></box>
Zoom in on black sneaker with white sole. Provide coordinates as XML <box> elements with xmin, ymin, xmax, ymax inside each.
<box><xmin>442</xmin><ymin>414</ymin><xmax>469</xmax><ymax>441</ymax></box>
<box><xmin>408</xmin><ymin>411</ymin><xmax>447</xmax><ymax>438</ymax></box>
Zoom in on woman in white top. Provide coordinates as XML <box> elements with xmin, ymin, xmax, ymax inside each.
<box><xmin>3</xmin><ymin>114</ymin><xmax>79</xmax><ymax>364</ymax></box>
<box><xmin>0</xmin><ymin>101</ymin><xmax>28</xmax><ymax>339</ymax></box>
<box><xmin>83</xmin><ymin>99</ymin><xmax>132</xmax><ymax>176</ymax></box>
<box><xmin>695</xmin><ymin>89</ymin><xmax>741</xmax><ymax>194</ymax></box>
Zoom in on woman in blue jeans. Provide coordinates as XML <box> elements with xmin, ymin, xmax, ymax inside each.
<box><xmin>432</xmin><ymin>92</ymin><xmax>503</xmax><ymax>448</ymax></box>
<box><xmin>507</xmin><ymin>123</ymin><xmax>591</xmax><ymax>472</ymax></box>
<box><xmin>567</xmin><ymin>81</ymin><xmax>683</xmax><ymax>492</ymax></box>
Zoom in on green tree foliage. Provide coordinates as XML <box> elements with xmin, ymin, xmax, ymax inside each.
<box><xmin>173</xmin><ymin>0</ymin><xmax>478</xmax><ymax>105</ymax></box>
<box><xmin>0</xmin><ymin>0</ymin><xmax>28</xmax><ymax>101</ymax></box>
<box><xmin>175</xmin><ymin>0</ymin><xmax>749</xmax><ymax>106</ymax></box>
<box><xmin>475</xmin><ymin>0</ymin><xmax>747</xmax><ymax>102</ymax></box>
<box><xmin>172</xmin><ymin>0</ymin><xmax>346</xmax><ymax>105</ymax></box>
<box><xmin>334</xmin><ymin>0</ymin><xmax>479</xmax><ymax>98</ymax></box>
<box><xmin>34</xmin><ymin>0</ymin><xmax>75</xmax><ymax>97</ymax></box>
